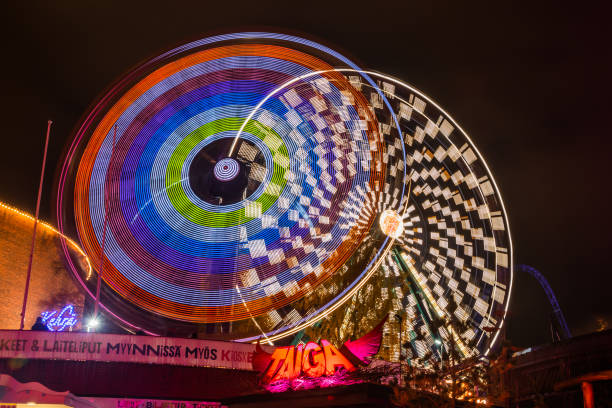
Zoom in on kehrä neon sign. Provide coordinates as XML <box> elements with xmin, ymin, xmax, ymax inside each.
<box><xmin>41</xmin><ymin>304</ymin><xmax>79</xmax><ymax>331</ymax></box>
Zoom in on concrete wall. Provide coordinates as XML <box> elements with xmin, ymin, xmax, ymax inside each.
<box><xmin>0</xmin><ymin>202</ymin><xmax>86</xmax><ymax>330</ymax></box>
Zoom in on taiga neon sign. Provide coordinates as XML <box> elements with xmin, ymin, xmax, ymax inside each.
<box><xmin>253</xmin><ymin>318</ymin><xmax>386</xmax><ymax>383</ymax></box>
<box><xmin>41</xmin><ymin>304</ymin><xmax>79</xmax><ymax>331</ymax></box>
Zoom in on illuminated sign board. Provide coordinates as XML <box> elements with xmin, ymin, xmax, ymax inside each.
<box><xmin>253</xmin><ymin>318</ymin><xmax>386</xmax><ymax>383</ymax></box>
<box><xmin>40</xmin><ymin>304</ymin><xmax>79</xmax><ymax>331</ymax></box>
<box><xmin>0</xmin><ymin>330</ymin><xmax>263</xmax><ymax>371</ymax></box>
<box><xmin>257</xmin><ymin>340</ymin><xmax>355</xmax><ymax>382</ymax></box>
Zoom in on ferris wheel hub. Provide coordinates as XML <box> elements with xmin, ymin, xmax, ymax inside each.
<box><xmin>214</xmin><ymin>157</ymin><xmax>240</xmax><ymax>182</ymax></box>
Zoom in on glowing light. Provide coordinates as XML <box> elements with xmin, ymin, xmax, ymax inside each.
<box><xmin>40</xmin><ymin>304</ymin><xmax>79</xmax><ymax>331</ymax></box>
<box><xmin>256</xmin><ymin>320</ymin><xmax>384</xmax><ymax>384</ymax></box>
<box><xmin>60</xmin><ymin>40</ymin><xmax>393</xmax><ymax>331</ymax></box>
<box><xmin>357</xmin><ymin>72</ymin><xmax>515</xmax><ymax>357</ymax></box>
<box><xmin>259</xmin><ymin>341</ymin><xmax>356</xmax><ymax>383</ymax></box>
<box><xmin>52</xmin><ymin>32</ymin><xmax>513</xmax><ymax>359</ymax></box>
<box><xmin>264</xmin><ymin>371</ymin><xmax>363</xmax><ymax>392</ymax></box>
<box><xmin>402</xmin><ymin>252</ymin><xmax>471</xmax><ymax>357</ymax></box>
<box><xmin>248</xmin><ymin>238</ymin><xmax>395</xmax><ymax>343</ymax></box>
<box><xmin>379</xmin><ymin>209</ymin><xmax>404</xmax><ymax>238</ymax></box>
<box><xmin>87</xmin><ymin>317</ymin><xmax>100</xmax><ymax>331</ymax></box>
<box><xmin>213</xmin><ymin>157</ymin><xmax>240</xmax><ymax>181</ymax></box>
<box><xmin>241</xmin><ymin>71</ymin><xmax>512</xmax><ymax>355</ymax></box>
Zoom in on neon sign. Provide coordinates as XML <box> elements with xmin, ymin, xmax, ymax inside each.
<box><xmin>253</xmin><ymin>318</ymin><xmax>386</xmax><ymax>384</ymax></box>
<box><xmin>258</xmin><ymin>340</ymin><xmax>356</xmax><ymax>382</ymax></box>
<box><xmin>40</xmin><ymin>304</ymin><xmax>79</xmax><ymax>331</ymax></box>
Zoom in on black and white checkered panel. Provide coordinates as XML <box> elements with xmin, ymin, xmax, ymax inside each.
<box><xmin>357</xmin><ymin>78</ymin><xmax>511</xmax><ymax>357</ymax></box>
<box><xmin>238</xmin><ymin>77</ymin><xmax>386</xmax><ymax>334</ymax></box>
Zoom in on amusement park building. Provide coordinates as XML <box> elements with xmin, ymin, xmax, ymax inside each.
<box><xmin>0</xmin><ymin>202</ymin><xmax>85</xmax><ymax>331</ymax></box>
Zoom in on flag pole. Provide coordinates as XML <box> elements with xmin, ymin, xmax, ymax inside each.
<box><xmin>20</xmin><ymin>120</ymin><xmax>52</xmax><ymax>330</ymax></box>
<box><xmin>92</xmin><ymin>123</ymin><xmax>117</xmax><ymax>329</ymax></box>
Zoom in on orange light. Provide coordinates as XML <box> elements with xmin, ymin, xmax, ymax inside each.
<box><xmin>321</xmin><ymin>339</ymin><xmax>356</xmax><ymax>375</ymax></box>
<box><xmin>262</xmin><ymin>339</ymin><xmax>357</xmax><ymax>382</ymax></box>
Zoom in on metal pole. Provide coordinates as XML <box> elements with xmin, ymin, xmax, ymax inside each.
<box><xmin>399</xmin><ymin>320</ymin><xmax>402</xmax><ymax>386</ymax></box>
<box><xmin>19</xmin><ymin>120</ymin><xmax>52</xmax><ymax>330</ymax></box>
<box><xmin>93</xmin><ymin>124</ymin><xmax>117</xmax><ymax>325</ymax></box>
<box><xmin>395</xmin><ymin>313</ymin><xmax>403</xmax><ymax>386</ymax></box>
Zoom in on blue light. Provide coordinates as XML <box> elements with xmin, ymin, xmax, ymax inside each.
<box><xmin>40</xmin><ymin>304</ymin><xmax>79</xmax><ymax>331</ymax></box>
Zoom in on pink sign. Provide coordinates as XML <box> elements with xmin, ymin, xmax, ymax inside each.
<box><xmin>87</xmin><ymin>398</ymin><xmax>224</xmax><ymax>408</ymax></box>
<box><xmin>253</xmin><ymin>318</ymin><xmax>386</xmax><ymax>383</ymax></box>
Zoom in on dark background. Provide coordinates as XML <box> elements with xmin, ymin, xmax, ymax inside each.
<box><xmin>1</xmin><ymin>1</ymin><xmax>610</xmax><ymax>348</ymax></box>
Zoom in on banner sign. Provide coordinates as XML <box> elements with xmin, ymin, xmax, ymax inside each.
<box><xmin>0</xmin><ymin>330</ymin><xmax>272</xmax><ymax>371</ymax></box>
<box><xmin>88</xmin><ymin>397</ymin><xmax>224</xmax><ymax>408</ymax></box>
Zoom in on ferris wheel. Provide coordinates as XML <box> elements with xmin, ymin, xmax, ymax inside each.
<box><xmin>56</xmin><ymin>32</ymin><xmax>512</xmax><ymax>359</ymax></box>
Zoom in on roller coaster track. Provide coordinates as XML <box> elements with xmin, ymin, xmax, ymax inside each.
<box><xmin>515</xmin><ymin>264</ymin><xmax>572</xmax><ymax>340</ymax></box>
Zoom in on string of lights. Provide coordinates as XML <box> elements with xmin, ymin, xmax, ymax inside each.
<box><xmin>0</xmin><ymin>201</ymin><xmax>92</xmax><ymax>279</ymax></box>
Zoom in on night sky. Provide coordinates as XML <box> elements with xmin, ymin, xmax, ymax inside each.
<box><xmin>1</xmin><ymin>1</ymin><xmax>610</xmax><ymax>348</ymax></box>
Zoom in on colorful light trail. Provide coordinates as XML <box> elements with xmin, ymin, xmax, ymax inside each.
<box><xmin>56</xmin><ymin>33</ymin><xmax>512</xmax><ymax>358</ymax></box>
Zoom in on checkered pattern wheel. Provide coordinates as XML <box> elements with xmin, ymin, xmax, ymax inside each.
<box><xmin>317</xmin><ymin>76</ymin><xmax>513</xmax><ymax>359</ymax></box>
<box><xmin>57</xmin><ymin>33</ymin><xmax>511</xmax><ymax>353</ymax></box>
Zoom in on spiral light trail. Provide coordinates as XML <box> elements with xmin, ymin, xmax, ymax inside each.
<box><xmin>57</xmin><ymin>33</ymin><xmax>512</xmax><ymax>358</ymax></box>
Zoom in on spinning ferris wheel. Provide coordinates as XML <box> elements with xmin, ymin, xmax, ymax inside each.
<box><xmin>56</xmin><ymin>32</ymin><xmax>512</xmax><ymax>361</ymax></box>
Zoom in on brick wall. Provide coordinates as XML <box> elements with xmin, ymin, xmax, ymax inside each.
<box><xmin>0</xmin><ymin>203</ymin><xmax>85</xmax><ymax>330</ymax></box>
